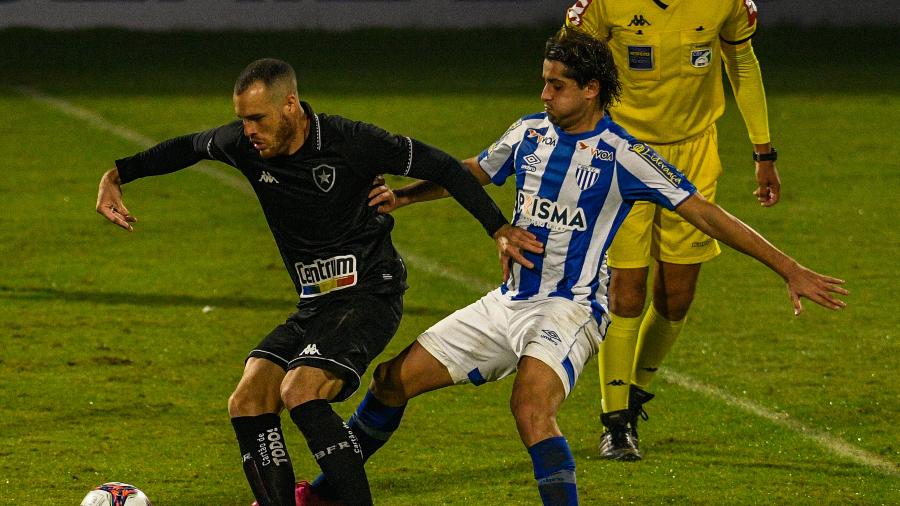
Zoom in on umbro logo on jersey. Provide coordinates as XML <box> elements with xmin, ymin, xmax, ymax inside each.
<box><xmin>259</xmin><ymin>171</ymin><xmax>280</xmax><ymax>184</ymax></box>
<box><xmin>527</xmin><ymin>128</ymin><xmax>557</xmax><ymax>146</ymax></box>
<box><xmin>522</xmin><ymin>153</ymin><xmax>541</xmax><ymax>173</ymax></box>
<box><xmin>312</xmin><ymin>164</ymin><xmax>336</xmax><ymax>193</ymax></box>
<box><xmin>300</xmin><ymin>344</ymin><xmax>321</xmax><ymax>356</ymax></box>
<box><xmin>606</xmin><ymin>379</ymin><xmax>627</xmax><ymax>386</ymax></box>
<box><xmin>628</xmin><ymin>14</ymin><xmax>651</xmax><ymax>27</ymax></box>
<box><xmin>540</xmin><ymin>329</ymin><xmax>562</xmax><ymax>345</ymax></box>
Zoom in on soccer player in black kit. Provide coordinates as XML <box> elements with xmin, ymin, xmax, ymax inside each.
<box><xmin>96</xmin><ymin>58</ymin><xmax>542</xmax><ymax>506</ymax></box>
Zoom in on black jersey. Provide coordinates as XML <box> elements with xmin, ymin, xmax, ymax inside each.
<box><xmin>116</xmin><ymin>102</ymin><xmax>506</xmax><ymax>303</ymax></box>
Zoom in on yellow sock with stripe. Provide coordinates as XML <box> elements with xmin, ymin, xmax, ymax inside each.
<box><xmin>599</xmin><ymin>313</ymin><xmax>641</xmax><ymax>414</ymax></box>
<box><xmin>632</xmin><ymin>303</ymin><xmax>686</xmax><ymax>389</ymax></box>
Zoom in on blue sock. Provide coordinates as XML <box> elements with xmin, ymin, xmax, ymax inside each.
<box><xmin>527</xmin><ymin>436</ymin><xmax>578</xmax><ymax>506</ymax></box>
<box><xmin>312</xmin><ymin>390</ymin><xmax>406</xmax><ymax>497</ymax></box>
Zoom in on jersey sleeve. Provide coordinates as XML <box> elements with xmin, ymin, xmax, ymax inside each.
<box><xmin>476</xmin><ymin>118</ymin><xmax>528</xmax><ymax>186</ymax></box>
<box><xmin>344</xmin><ymin>121</ymin><xmax>414</xmax><ymax>178</ymax></box>
<box><xmin>564</xmin><ymin>0</ymin><xmax>610</xmax><ymax>40</ymax></box>
<box><xmin>115</xmin><ymin>121</ymin><xmax>243</xmax><ymax>184</ymax></box>
<box><xmin>720</xmin><ymin>0</ymin><xmax>758</xmax><ymax>45</ymax></box>
<box><xmin>614</xmin><ymin>141</ymin><xmax>696</xmax><ymax>210</ymax></box>
<box><xmin>347</xmin><ymin>120</ymin><xmax>508</xmax><ymax>237</ymax></box>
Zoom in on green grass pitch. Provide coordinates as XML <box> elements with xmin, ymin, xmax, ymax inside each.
<box><xmin>0</xmin><ymin>26</ymin><xmax>897</xmax><ymax>504</ymax></box>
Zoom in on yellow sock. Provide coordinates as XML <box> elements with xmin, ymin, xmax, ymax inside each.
<box><xmin>599</xmin><ymin>314</ymin><xmax>641</xmax><ymax>414</ymax></box>
<box><xmin>632</xmin><ymin>304</ymin><xmax>686</xmax><ymax>390</ymax></box>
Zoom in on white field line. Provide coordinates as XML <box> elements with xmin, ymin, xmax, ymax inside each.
<box><xmin>15</xmin><ymin>86</ymin><xmax>254</xmax><ymax>197</ymax></box>
<box><xmin>660</xmin><ymin>369</ymin><xmax>898</xmax><ymax>476</ymax></box>
<box><xmin>20</xmin><ymin>86</ymin><xmax>898</xmax><ymax>478</ymax></box>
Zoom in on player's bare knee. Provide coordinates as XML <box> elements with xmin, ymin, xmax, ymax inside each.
<box><xmin>654</xmin><ymin>287</ymin><xmax>695</xmax><ymax>320</ymax></box>
<box><xmin>610</xmin><ymin>286</ymin><xmax>646</xmax><ymax>316</ymax></box>
<box><xmin>227</xmin><ymin>390</ymin><xmax>243</xmax><ymax>417</ymax></box>
<box><xmin>510</xmin><ymin>391</ymin><xmax>551</xmax><ymax>426</ymax></box>
<box><xmin>228</xmin><ymin>386</ymin><xmax>275</xmax><ymax>417</ymax></box>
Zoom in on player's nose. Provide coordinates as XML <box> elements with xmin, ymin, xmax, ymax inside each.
<box><xmin>540</xmin><ymin>83</ymin><xmax>553</xmax><ymax>101</ymax></box>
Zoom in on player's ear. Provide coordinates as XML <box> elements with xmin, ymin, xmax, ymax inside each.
<box><xmin>583</xmin><ymin>79</ymin><xmax>601</xmax><ymax>101</ymax></box>
<box><xmin>284</xmin><ymin>93</ymin><xmax>298</xmax><ymax>112</ymax></box>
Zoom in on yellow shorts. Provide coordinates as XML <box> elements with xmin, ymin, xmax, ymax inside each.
<box><xmin>608</xmin><ymin>124</ymin><xmax>723</xmax><ymax>268</ymax></box>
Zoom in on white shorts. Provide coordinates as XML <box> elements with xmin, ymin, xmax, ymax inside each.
<box><xmin>417</xmin><ymin>289</ymin><xmax>607</xmax><ymax>397</ymax></box>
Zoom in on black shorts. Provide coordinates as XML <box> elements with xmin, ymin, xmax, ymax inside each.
<box><xmin>248</xmin><ymin>291</ymin><xmax>403</xmax><ymax>402</ymax></box>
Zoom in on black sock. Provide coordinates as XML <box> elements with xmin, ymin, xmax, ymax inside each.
<box><xmin>290</xmin><ymin>400</ymin><xmax>372</xmax><ymax>506</ymax></box>
<box><xmin>312</xmin><ymin>390</ymin><xmax>407</xmax><ymax>500</ymax></box>
<box><xmin>231</xmin><ymin>414</ymin><xmax>296</xmax><ymax>506</ymax></box>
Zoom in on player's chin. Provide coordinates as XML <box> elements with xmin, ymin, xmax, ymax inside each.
<box><xmin>545</xmin><ymin>111</ymin><xmax>559</xmax><ymax>125</ymax></box>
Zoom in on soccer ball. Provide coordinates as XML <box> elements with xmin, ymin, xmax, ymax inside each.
<box><xmin>81</xmin><ymin>482</ymin><xmax>153</xmax><ymax>506</ymax></box>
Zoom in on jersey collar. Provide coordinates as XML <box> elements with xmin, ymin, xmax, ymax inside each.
<box><xmin>299</xmin><ymin>101</ymin><xmax>322</xmax><ymax>152</ymax></box>
<box><xmin>550</xmin><ymin>112</ymin><xmax>613</xmax><ymax>141</ymax></box>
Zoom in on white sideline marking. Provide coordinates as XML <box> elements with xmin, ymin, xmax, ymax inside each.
<box><xmin>20</xmin><ymin>86</ymin><xmax>897</xmax><ymax>477</ymax></box>
<box><xmin>660</xmin><ymin>369</ymin><xmax>898</xmax><ymax>476</ymax></box>
<box><xmin>14</xmin><ymin>86</ymin><xmax>254</xmax><ymax>197</ymax></box>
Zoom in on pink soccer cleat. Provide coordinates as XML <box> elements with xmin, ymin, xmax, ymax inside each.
<box><xmin>251</xmin><ymin>481</ymin><xmax>342</xmax><ymax>506</ymax></box>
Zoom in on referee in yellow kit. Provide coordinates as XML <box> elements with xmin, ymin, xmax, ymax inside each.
<box><xmin>565</xmin><ymin>0</ymin><xmax>781</xmax><ymax>460</ymax></box>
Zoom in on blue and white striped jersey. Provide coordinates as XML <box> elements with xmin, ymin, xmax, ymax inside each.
<box><xmin>477</xmin><ymin>112</ymin><xmax>696</xmax><ymax>323</ymax></box>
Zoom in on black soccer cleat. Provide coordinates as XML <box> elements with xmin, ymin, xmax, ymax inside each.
<box><xmin>599</xmin><ymin>410</ymin><xmax>641</xmax><ymax>461</ymax></box>
<box><xmin>628</xmin><ymin>385</ymin><xmax>655</xmax><ymax>441</ymax></box>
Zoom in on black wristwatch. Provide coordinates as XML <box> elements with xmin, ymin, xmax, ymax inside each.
<box><xmin>753</xmin><ymin>147</ymin><xmax>777</xmax><ymax>162</ymax></box>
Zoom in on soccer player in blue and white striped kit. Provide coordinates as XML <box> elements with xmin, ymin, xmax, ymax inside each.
<box><xmin>303</xmin><ymin>29</ymin><xmax>847</xmax><ymax>505</ymax></box>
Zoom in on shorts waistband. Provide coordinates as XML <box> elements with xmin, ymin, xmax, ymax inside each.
<box><xmin>650</xmin><ymin>123</ymin><xmax>717</xmax><ymax>148</ymax></box>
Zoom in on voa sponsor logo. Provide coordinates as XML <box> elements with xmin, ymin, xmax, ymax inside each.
<box><xmin>527</xmin><ymin>129</ymin><xmax>557</xmax><ymax>146</ymax></box>
<box><xmin>577</xmin><ymin>141</ymin><xmax>614</xmax><ymax>161</ymax></box>
<box><xmin>516</xmin><ymin>191</ymin><xmax>587</xmax><ymax>232</ymax></box>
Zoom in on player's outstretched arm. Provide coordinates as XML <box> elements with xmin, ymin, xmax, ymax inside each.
<box><xmin>369</xmin><ymin>156</ymin><xmax>544</xmax><ymax>278</ymax></box>
<box><xmin>96</xmin><ymin>168</ymin><xmax>137</xmax><ymax>232</ymax></box>
<box><xmin>368</xmin><ymin>157</ymin><xmax>491</xmax><ymax>213</ymax></box>
<box><xmin>676</xmin><ymin>193</ymin><xmax>848</xmax><ymax>315</ymax></box>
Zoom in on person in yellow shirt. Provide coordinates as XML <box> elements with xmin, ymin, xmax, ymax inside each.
<box><xmin>565</xmin><ymin>0</ymin><xmax>782</xmax><ymax>460</ymax></box>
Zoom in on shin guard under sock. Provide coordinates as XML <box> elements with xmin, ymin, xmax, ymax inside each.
<box><xmin>232</xmin><ymin>413</ymin><xmax>296</xmax><ymax>506</ymax></box>
<box><xmin>290</xmin><ymin>399</ymin><xmax>372</xmax><ymax>506</ymax></box>
<box><xmin>528</xmin><ymin>436</ymin><xmax>578</xmax><ymax>506</ymax></box>
<box><xmin>312</xmin><ymin>390</ymin><xmax>407</xmax><ymax>499</ymax></box>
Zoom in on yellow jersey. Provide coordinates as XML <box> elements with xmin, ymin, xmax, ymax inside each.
<box><xmin>566</xmin><ymin>0</ymin><xmax>758</xmax><ymax>144</ymax></box>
